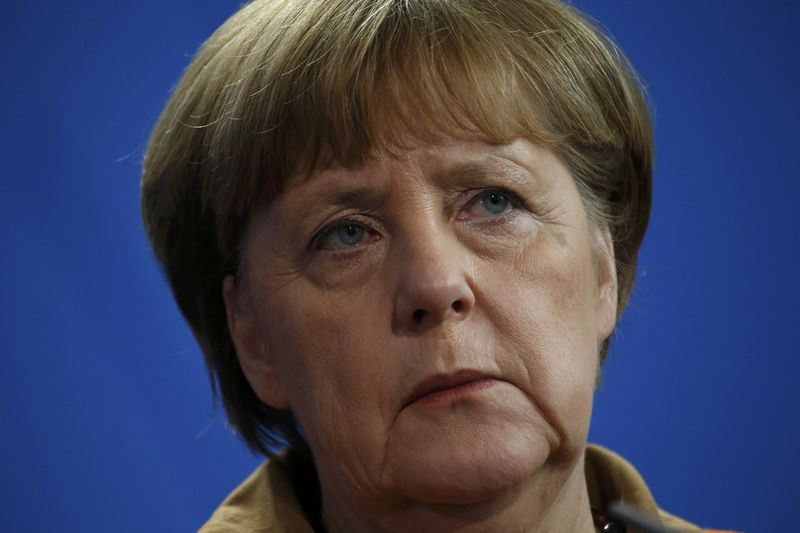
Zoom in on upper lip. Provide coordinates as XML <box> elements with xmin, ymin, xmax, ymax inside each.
<box><xmin>403</xmin><ymin>369</ymin><xmax>496</xmax><ymax>408</ymax></box>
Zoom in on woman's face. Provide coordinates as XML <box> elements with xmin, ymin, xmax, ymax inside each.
<box><xmin>225</xmin><ymin>137</ymin><xmax>617</xmax><ymax>521</ymax></box>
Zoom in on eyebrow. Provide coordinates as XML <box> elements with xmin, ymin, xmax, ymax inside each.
<box><xmin>433</xmin><ymin>162</ymin><xmax>488</xmax><ymax>187</ymax></box>
<box><xmin>317</xmin><ymin>185</ymin><xmax>388</xmax><ymax>209</ymax></box>
<box><xmin>433</xmin><ymin>159</ymin><xmax>535</xmax><ymax>190</ymax></box>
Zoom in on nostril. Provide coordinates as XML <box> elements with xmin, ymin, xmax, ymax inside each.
<box><xmin>412</xmin><ymin>309</ymin><xmax>426</xmax><ymax>324</ymax></box>
<box><xmin>451</xmin><ymin>299</ymin><xmax>463</xmax><ymax>313</ymax></box>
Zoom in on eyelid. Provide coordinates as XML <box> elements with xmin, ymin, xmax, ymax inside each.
<box><xmin>308</xmin><ymin>216</ymin><xmax>379</xmax><ymax>251</ymax></box>
<box><xmin>459</xmin><ymin>187</ymin><xmax>525</xmax><ymax>217</ymax></box>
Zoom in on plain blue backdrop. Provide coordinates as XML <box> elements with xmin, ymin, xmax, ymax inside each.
<box><xmin>1</xmin><ymin>1</ymin><xmax>797</xmax><ymax>531</ymax></box>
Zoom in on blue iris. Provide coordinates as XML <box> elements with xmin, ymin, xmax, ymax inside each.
<box><xmin>481</xmin><ymin>192</ymin><xmax>510</xmax><ymax>215</ymax></box>
<box><xmin>312</xmin><ymin>220</ymin><xmax>370</xmax><ymax>251</ymax></box>
<box><xmin>337</xmin><ymin>223</ymin><xmax>364</xmax><ymax>246</ymax></box>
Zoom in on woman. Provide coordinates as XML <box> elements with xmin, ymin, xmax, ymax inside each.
<box><xmin>141</xmin><ymin>1</ymin><xmax>730</xmax><ymax>531</ymax></box>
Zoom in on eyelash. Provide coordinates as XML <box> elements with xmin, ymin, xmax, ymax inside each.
<box><xmin>459</xmin><ymin>188</ymin><xmax>523</xmax><ymax>220</ymax></box>
<box><xmin>308</xmin><ymin>217</ymin><xmax>381</xmax><ymax>252</ymax></box>
<box><xmin>308</xmin><ymin>187</ymin><xmax>525</xmax><ymax>253</ymax></box>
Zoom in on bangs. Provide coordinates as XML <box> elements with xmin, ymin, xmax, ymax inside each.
<box><xmin>267</xmin><ymin>2</ymin><xmax>558</xmax><ymax>169</ymax></box>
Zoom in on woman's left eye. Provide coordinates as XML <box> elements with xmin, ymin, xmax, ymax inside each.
<box><xmin>463</xmin><ymin>189</ymin><xmax>518</xmax><ymax>218</ymax></box>
<box><xmin>310</xmin><ymin>220</ymin><xmax>378</xmax><ymax>251</ymax></box>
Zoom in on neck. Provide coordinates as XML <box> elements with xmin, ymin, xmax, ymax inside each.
<box><xmin>320</xmin><ymin>453</ymin><xmax>595</xmax><ymax>533</ymax></box>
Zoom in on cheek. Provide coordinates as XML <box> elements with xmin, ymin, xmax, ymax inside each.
<box><xmin>478</xmin><ymin>227</ymin><xmax>599</xmax><ymax>446</ymax></box>
<box><xmin>253</xmin><ymin>278</ymin><xmax>394</xmax><ymax>463</ymax></box>
<box><xmin>490</xmin><ymin>229</ymin><xmax>598</xmax><ymax>340</ymax></box>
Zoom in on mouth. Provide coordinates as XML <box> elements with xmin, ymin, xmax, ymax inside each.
<box><xmin>403</xmin><ymin>370</ymin><xmax>499</xmax><ymax>408</ymax></box>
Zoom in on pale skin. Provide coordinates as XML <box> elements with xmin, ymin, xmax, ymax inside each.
<box><xmin>224</xmin><ymin>137</ymin><xmax>618</xmax><ymax>532</ymax></box>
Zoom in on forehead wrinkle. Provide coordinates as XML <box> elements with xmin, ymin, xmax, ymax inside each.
<box><xmin>289</xmin><ymin>140</ymin><xmax>555</xmax><ymax>214</ymax></box>
<box><xmin>288</xmin><ymin>160</ymin><xmax>394</xmax><ymax>216</ymax></box>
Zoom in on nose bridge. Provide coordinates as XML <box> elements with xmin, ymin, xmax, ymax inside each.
<box><xmin>391</xmin><ymin>214</ymin><xmax>475</xmax><ymax>334</ymax></box>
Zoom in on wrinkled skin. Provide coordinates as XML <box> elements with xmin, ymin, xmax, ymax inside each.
<box><xmin>224</xmin><ymin>137</ymin><xmax>617</xmax><ymax>532</ymax></box>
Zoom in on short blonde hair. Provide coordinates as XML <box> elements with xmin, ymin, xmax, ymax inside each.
<box><xmin>141</xmin><ymin>0</ymin><xmax>652</xmax><ymax>455</ymax></box>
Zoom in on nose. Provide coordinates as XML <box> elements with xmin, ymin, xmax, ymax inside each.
<box><xmin>391</xmin><ymin>233</ymin><xmax>475</xmax><ymax>335</ymax></box>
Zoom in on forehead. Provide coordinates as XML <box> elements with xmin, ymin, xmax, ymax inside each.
<box><xmin>265</xmin><ymin>138</ymin><xmax>571</xmax><ymax>223</ymax></box>
<box><xmin>288</xmin><ymin>138</ymin><xmax>556</xmax><ymax>191</ymax></box>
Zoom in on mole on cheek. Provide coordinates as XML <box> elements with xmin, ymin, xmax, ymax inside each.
<box><xmin>553</xmin><ymin>232</ymin><xmax>567</xmax><ymax>246</ymax></box>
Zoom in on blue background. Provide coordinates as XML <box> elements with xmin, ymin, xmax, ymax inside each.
<box><xmin>1</xmin><ymin>1</ymin><xmax>797</xmax><ymax>531</ymax></box>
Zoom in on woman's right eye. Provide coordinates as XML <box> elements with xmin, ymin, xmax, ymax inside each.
<box><xmin>310</xmin><ymin>220</ymin><xmax>379</xmax><ymax>251</ymax></box>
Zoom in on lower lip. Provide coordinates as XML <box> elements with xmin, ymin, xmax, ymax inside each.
<box><xmin>412</xmin><ymin>378</ymin><xmax>497</xmax><ymax>407</ymax></box>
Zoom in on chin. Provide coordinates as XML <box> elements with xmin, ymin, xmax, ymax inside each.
<box><xmin>387</xmin><ymin>423</ymin><xmax>551</xmax><ymax>505</ymax></box>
